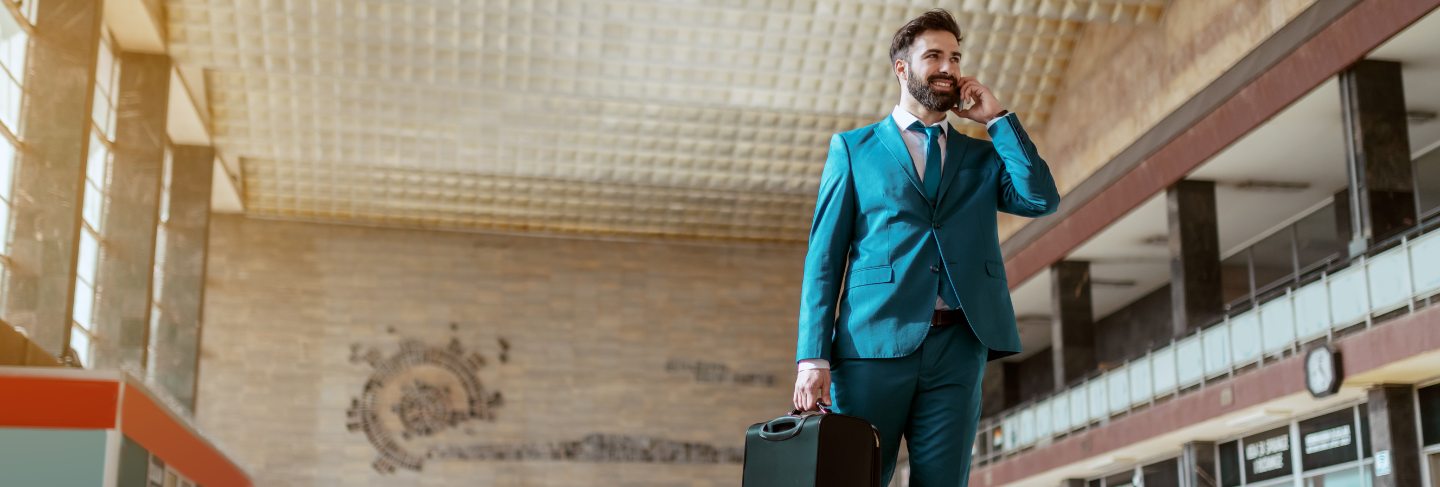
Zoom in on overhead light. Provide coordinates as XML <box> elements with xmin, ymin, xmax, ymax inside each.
<box><xmin>1225</xmin><ymin>408</ymin><xmax>1290</xmax><ymax>428</ymax></box>
<box><xmin>1229</xmin><ymin>180</ymin><xmax>1311</xmax><ymax>192</ymax></box>
<box><xmin>1408</xmin><ymin>110</ymin><xmax>1437</xmax><ymax>123</ymax></box>
<box><xmin>1140</xmin><ymin>234</ymin><xmax>1168</xmax><ymax>246</ymax></box>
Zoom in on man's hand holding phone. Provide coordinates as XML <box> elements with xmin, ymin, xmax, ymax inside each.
<box><xmin>951</xmin><ymin>77</ymin><xmax>1005</xmax><ymax>125</ymax></box>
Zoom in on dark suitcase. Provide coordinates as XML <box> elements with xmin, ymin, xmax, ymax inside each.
<box><xmin>741</xmin><ymin>407</ymin><xmax>882</xmax><ymax>487</ymax></box>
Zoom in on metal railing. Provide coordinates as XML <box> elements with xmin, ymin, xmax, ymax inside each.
<box><xmin>973</xmin><ymin>220</ymin><xmax>1440</xmax><ymax>465</ymax></box>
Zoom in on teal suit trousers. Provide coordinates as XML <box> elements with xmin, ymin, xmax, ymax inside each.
<box><xmin>830</xmin><ymin>323</ymin><xmax>987</xmax><ymax>486</ymax></box>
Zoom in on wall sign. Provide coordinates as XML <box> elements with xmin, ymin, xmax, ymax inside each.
<box><xmin>1243</xmin><ymin>426</ymin><xmax>1293</xmax><ymax>482</ymax></box>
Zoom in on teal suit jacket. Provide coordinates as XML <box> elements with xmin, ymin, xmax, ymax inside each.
<box><xmin>796</xmin><ymin>112</ymin><xmax>1059</xmax><ymax>363</ymax></box>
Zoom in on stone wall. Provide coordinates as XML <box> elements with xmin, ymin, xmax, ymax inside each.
<box><xmin>196</xmin><ymin>215</ymin><xmax>804</xmax><ymax>486</ymax></box>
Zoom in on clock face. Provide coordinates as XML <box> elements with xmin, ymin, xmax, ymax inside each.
<box><xmin>1306</xmin><ymin>346</ymin><xmax>1336</xmax><ymax>397</ymax></box>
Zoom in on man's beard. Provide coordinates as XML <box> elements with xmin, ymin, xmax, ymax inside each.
<box><xmin>907</xmin><ymin>71</ymin><xmax>962</xmax><ymax>113</ymax></box>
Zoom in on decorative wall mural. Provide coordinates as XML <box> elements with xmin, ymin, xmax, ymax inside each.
<box><xmin>348</xmin><ymin>327</ymin><xmax>742</xmax><ymax>474</ymax></box>
<box><xmin>666</xmin><ymin>358</ymin><xmax>777</xmax><ymax>387</ymax></box>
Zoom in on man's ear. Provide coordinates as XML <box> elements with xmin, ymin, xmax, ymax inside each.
<box><xmin>893</xmin><ymin>58</ymin><xmax>907</xmax><ymax>83</ymax></box>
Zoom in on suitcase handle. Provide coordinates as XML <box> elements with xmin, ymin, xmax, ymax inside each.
<box><xmin>758</xmin><ymin>401</ymin><xmax>831</xmax><ymax>441</ymax></box>
<box><xmin>757</xmin><ymin>415</ymin><xmax>806</xmax><ymax>441</ymax></box>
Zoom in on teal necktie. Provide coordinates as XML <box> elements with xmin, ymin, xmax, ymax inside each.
<box><xmin>908</xmin><ymin>121</ymin><xmax>943</xmax><ymax>201</ymax></box>
<box><xmin>909</xmin><ymin>121</ymin><xmax>954</xmax><ymax>308</ymax></box>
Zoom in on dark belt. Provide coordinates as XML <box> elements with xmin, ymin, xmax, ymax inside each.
<box><xmin>931</xmin><ymin>309</ymin><xmax>968</xmax><ymax>327</ymax></box>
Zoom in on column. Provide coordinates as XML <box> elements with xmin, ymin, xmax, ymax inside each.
<box><xmin>2</xmin><ymin>0</ymin><xmax>104</xmax><ymax>358</ymax></box>
<box><xmin>1167</xmin><ymin>179</ymin><xmax>1223</xmax><ymax>336</ymax></box>
<box><xmin>1051</xmin><ymin>260</ymin><xmax>1096</xmax><ymax>386</ymax></box>
<box><xmin>1340</xmin><ymin>59</ymin><xmax>1415</xmax><ymax>253</ymax></box>
<box><xmin>91</xmin><ymin>53</ymin><xmax>171</xmax><ymax>371</ymax></box>
<box><xmin>1366</xmin><ymin>385</ymin><xmax>1421</xmax><ymax>487</ymax></box>
<box><xmin>1178</xmin><ymin>440</ymin><xmax>1217</xmax><ymax>487</ymax></box>
<box><xmin>147</xmin><ymin>145</ymin><xmax>212</xmax><ymax>411</ymax></box>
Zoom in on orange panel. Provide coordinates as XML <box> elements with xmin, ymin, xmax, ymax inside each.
<box><xmin>120</xmin><ymin>384</ymin><xmax>251</xmax><ymax>487</ymax></box>
<box><xmin>0</xmin><ymin>376</ymin><xmax>118</xmax><ymax>429</ymax></box>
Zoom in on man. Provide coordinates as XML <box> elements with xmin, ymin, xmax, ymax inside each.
<box><xmin>791</xmin><ymin>9</ymin><xmax>1059</xmax><ymax>486</ymax></box>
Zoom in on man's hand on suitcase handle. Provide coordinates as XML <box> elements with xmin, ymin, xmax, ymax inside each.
<box><xmin>793</xmin><ymin>368</ymin><xmax>832</xmax><ymax>412</ymax></box>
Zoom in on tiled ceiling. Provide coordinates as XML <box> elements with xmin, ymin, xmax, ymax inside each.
<box><xmin>166</xmin><ymin>0</ymin><xmax>1166</xmax><ymax>243</ymax></box>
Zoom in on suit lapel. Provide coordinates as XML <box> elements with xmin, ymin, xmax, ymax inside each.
<box><xmin>875</xmin><ymin>116</ymin><xmax>927</xmax><ymax>202</ymax></box>
<box><xmin>935</xmin><ymin>124</ymin><xmax>970</xmax><ymax>205</ymax></box>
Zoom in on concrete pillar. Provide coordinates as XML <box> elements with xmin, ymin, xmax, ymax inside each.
<box><xmin>91</xmin><ymin>53</ymin><xmax>171</xmax><ymax>372</ymax></box>
<box><xmin>2</xmin><ymin>0</ymin><xmax>104</xmax><ymax>358</ymax></box>
<box><xmin>1340</xmin><ymin>60</ymin><xmax>1415</xmax><ymax>253</ymax></box>
<box><xmin>1050</xmin><ymin>260</ymin><xmax>1096</xmax><ymax>386</ymax></box>
<box><xmin>147</xmin><ymin>145</ymin><xmax>212</xmax><ymax>412</ymax></box>
<box><xmin>1178</xmin><ymin>440</ymin><xmax>1217</xmax><ymax>487</ymax></box>
<box><xmin>1365</xmin><ymin>385</ymin><xmax>1421</xmax><ymax>487</ymax></box>
<box><xmin>1167</xmin><ymin>180</ymin><xmax>1223</xmax><ymax>336</ymax></box>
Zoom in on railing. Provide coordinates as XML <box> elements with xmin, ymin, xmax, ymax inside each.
<box><xmin>973</xmin><ymin>220</ymin><xmax>1440</xmax><ymax>464</ymax></box>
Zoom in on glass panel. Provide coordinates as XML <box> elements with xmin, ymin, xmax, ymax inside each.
<box><xmin>1219</xmin><ymin>440</ymin><xmax>1242</xmax><ymax>487</ymax></box>
<box><xmin>1230</xmin><ymin>313</ymin><xmax>1262</xmax><ymax>366</ymax></box>
<box><xmin>1176</xmin><ymin>336</ymin><xmax>1204</xmax><ymax>387</ymax></box>
<box><xmin>1105</xmin><ymin>469</ymin><xmax>1138</xmax><ymax>487</ymax></box>
<box><xmin>1300</xmin><ymin>408</ymin><xmax>1359</xmax><ymax>471</ymax></box>
<box><xmin>1068</xmin><ymin>387</ymin><xmax>1088</xmax><ymax>429</ymax></box>
<box><xmin>1203</xmin><ymin>323</ymin><xmax>1232</xmax><ymax>377</ymax></box>
<box><xmin>1128</xmin><ymin>355</ymin><xmax>1152</xmax><ymax>406</ymax></box>
<box><xmin>1413</xmin><ymin>230</ymin><xmax>1440</xmax><ymax>296</ymax></box>
<box><xmin>69</xmin><ymin>326</ymin><xmax>91</xmax><ymax>366</ymax></box>
<box><xmin>1088</xmin><ymin>380</ymin><xmax>1107</xmax><ymax>422</ymax></box>
<box><xmin>1018</xmin><ymin>408</ymin><xmax>1035</xmax><ymax>446</ymax></box>
<box><xmin>1294</xmin><ymin>281</ymin><xmax>1332</xmax><ymax>340</ymax></box>
<box><xmin>0</xmin><ymin>137</ymin><xmax>14</xmax><ymax>200</ymax></box>
<box><xmin>71</xmin><ymin>280</ymin><xmax>94</xmax><ymax>327</ymax></box>
<box><xmin>1418</xmin><ymin>147</ymin><xmax>1440</xmax><ymax>217</ymax></box>
<box><xmin>1295</xmin><ymin>202</ymin><xmax>1342</xmax><ymax>271</ymax></box>
<box><xmin>1421</xmin><ymin>383</ymin><xmax>1440</xmax><ymax>447</ymax></box>
<box><xmin>1221</xmin><ymin>251</ymin><xmax>1252</xmax><ymax>305</ymax></box>
<box><xmin>1328</xmin><ymin>266</ymin><xmax>1370</xmax><ymax>328</ymax></box>
<box><xmin>1107</xmin><ymin>367</ymin><xmax>1129</xmax><ymax>415</ymax></box>
<box><xmin>1051</xmin><ymin>392</ymin><xmax>1070</xmax><ymax>433</ymax></box>
<box><xmin>1244</xmin><ymin>426</ymin><xmax>1295</xmax><ymax>483</ymax></box>
<box><xmin>76</xmin><ymin>229</ymin><xmax>99</xmax><ymax>284</ymax></box>
<box><xmin>0</xmin><ymin>76</ymin><xmax>18</xmax><ymax>130</ymax></box>
<box><xmin>86</xmin><ymin>133</ymin><xmax>108</xmax><ymax>185</ymax></box>
<box><xmin>0</xmin><ymin>196</ymin><xmax>10</xmax><ymax>254</ymax></box>
<box><xmin>1152</xmin><ymin>347</ymin><xmax>1177</xmax><ymax>395</ymax></box>
<box><xmin>1141</xmin><ymin>458</ymin><xmax>1180</xmax><ymax>487</ymax></box>
<box><xmin>1260</xmin><ymin>295</ymin><xmax>1297</xmax><ymax>354</ymax></box>
<box><xmin>0</xmin><ymin>5</ymin><xmax>26</xmax><ymax>82</ymax></box>
<box><xmin>1303</xmin><ymin>466</ymin><xmax>1365</xmax><ymax>486</ymax></box>
<box><xmin>1034</xmin><ymin>400</ymin><xmax>1052</xmax><ymax>440</ymax></box>
<box><xmin>1367</xmin><ymin>246</ymin><xmax>1412</xmax><ymax>312</ymax></box>
<box><xmin>82</xmin><ymin>181</ymin><xmax>102</xmax><ymax>227</ymax></box>
<box><xmin>1252</xmin><ymin>229</ymin><xmax>1297</xmax><ymax>291</ymax></box>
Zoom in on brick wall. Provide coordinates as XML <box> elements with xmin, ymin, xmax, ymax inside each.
<box><xmin>196</xmin><ymin>215</ymin><xmax>805</xmax><ymax>486</ymax></box>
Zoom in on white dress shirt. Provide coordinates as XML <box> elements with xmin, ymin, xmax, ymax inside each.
<box><xmin>798</xmin><ymin>107</ymin><xmax>1005</xmax><ymax>371</ymax></box>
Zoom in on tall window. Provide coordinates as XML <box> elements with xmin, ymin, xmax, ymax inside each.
<box><xmin>70</xmin><ymin>29</ymin><xmax>116</xmax><ymax>366</ymax></box>
<box><xmin>0</xmin><ymin>1</ymin><xmax>34</xmax><ymax>319</ymax></box>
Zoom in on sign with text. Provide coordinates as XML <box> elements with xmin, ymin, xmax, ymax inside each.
<box><xmin>1243</xmin><ymin>426</ymin><xmax>1293</xmax><ymax>482</ymax></box>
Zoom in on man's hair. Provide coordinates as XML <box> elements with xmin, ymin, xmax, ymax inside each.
<box><xmin>889</xmin><ymin>9</ymin><xmax>963</xmax><ymax>63</ymax></box>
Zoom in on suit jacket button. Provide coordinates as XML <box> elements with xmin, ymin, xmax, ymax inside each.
<box><xmin>930</xmin><ymin>265</ymin><xmax>940</xmax><ymax>273</ymax></box>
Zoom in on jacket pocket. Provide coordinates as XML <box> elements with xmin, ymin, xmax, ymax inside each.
<box><xmin>984</xmin><ymin>260</ymin><xmax>1006</xmax><ymax>280</ymax></box>
<box><xmin>847</xmin><ymin>265</ymin><xmax>894</xmax><ymax>288</ymax></box>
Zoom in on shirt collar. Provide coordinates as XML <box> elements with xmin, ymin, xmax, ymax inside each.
<box><xmin>891</xmin><ymin>105</ymin><xmax>949</xmax><ymax>136</ymax></box>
